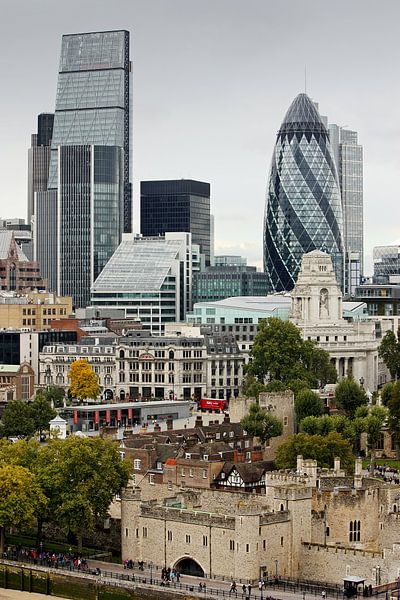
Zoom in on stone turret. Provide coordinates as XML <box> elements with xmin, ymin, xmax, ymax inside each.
<box><xmin>290</xmin><ymin>250</ymin><xmax>343</xmax><ymax>326</ymax></box>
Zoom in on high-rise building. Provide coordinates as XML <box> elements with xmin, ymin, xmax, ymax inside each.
<box><xmin>57</xmin><ymin>145</ymin><xmax>124</xmax><ymax>308</ymax></box>
<box><xmin>140</xmin><ymin>180</ymin><xmax>211</xmax><ymax>266</ymax></box>
<box><xmin>91</xmin><ymin>232</ymin><xmax>196</xmax><ymax>334</ymax></box>
<box><xmin>27</xmin><ymin>113</ymin><xmax>54</xmax><ymax>224</ymax></box>
<box><xmin>35</xmin><ymin>30</ymin><xmax>132</xmax><ymax>305</ymax></box>
<box><xmin>263</xmin><ymin>93</ymin><xmax>344</xmax><ymax>291</ymax></box>
<box><xmin>192</xmin><ymin>265</ymin><xmax>268</xmax><ymax>303</ymax></box>
<box><xmin>328</xmin><ymin>124</ymin><xmax>363</xmax><ymax>296</ymax></box>
<box><xmin>373</xmin><ymin>244</ymin><xmax>400</xmax><ymax>284</ymax></box>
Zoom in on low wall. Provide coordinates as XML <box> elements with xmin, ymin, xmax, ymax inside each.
<box><xmin>0</xmin><ymin>562</ymin><xmax>196</xmax><ymax>600</ymax></box>
<box><xmin>300</xmin><ymin>543</ymin><xmax>386</xmax><ymax>585</ymax></box>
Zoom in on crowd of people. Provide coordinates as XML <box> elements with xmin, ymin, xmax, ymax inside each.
<box><xmin>4</xmin><ymin>547</ymin><xmax>94</xmax><ymax>572</ymax></box>
<box><xmin>373</xmin><ymin>464</ymin><xmax>400</xmax><ymax>484</ymax></box>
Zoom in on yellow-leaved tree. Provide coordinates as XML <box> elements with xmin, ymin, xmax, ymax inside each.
<box><xmin>68</xmin><ymin>359</ymin><xmax>100</xmax><ymax>402</ymax></box>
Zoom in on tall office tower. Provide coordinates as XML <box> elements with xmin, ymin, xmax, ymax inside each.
<box><xmin>328</xmin><ymin>125</ymin><xmax>363</xmax><ymax>296</ymax></box>
<box><xmin>48</xmin><ymin>30</ymin><xmax>132</xmax><ymax>231</ymax></box>
<box><xmin>140</xmin><ymin>180</ymin><xmax>211</xmax><ymax>266</ymax></box>
<box><xmin>58</xmin><ymin>145</ymin><xmax>123</xmax><ymax>308</ymax></box>
<box><xmin>263</xmin><ymin>93</ymin><xmax>344</xmax><ymax>291</ymax></box>
<box><xmin>27</xmin><ymin>113</ymin><xmax>54</xmax><ymax>223</ymax></box>
<box><xmin>36</xmin><ymin>30</ymin><xmax>132</xmax><ymax>305</ymax></box>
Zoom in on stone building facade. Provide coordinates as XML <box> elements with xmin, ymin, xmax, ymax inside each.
<box><xmin>0</xmin><ymin>231</ymin><xmax>47</xmax><ymax>292</ymax></box>
<box><xmin>121</xmin><ymin>456</ymin><xmax>400</xmax><ymax>585</ymax></box>
<box><xmin>291</xmin><ymin>251</ymin><xmax>379</xmax><ymax>391</ymax></box>
<box><xmin>39</xmin><ymin>325</ymin><xmax>245</xmax><ymax>401</ymax></box>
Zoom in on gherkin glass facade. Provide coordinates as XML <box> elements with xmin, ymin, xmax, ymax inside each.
<box><xmin>264</xmin><ymin>93</ymin><xmax>344</xmax><ymax>291</ymax></box>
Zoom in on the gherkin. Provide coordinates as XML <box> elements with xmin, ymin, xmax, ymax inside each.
<box><xmin>264</xmin><ymin>93</ymin><xmax>344</xmax><ymax>291</ymax></box>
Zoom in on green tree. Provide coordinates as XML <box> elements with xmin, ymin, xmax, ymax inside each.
<box><xmin>68</xmin><ymin>359</ymin><xmax>100</xmax><ymax>402</ymax></box>
<box><xmin>30</xmin><ymin>395</ymin><xmax>56</xmax><ymax>437</ymax></box>
<box><xmin>387</xmin><ymin>382</ymin><xmax>400</xmax><ymax>459</ymax></box>
<box><xmin>0</xmin><ymin>400</ymin><xmax>36</xmax><ymax>438</ymax></box>
<box><xmin>287</xmin><ymin>379</ymin><xmax>311</xmax><ymax>398</ymax></box>
<box><xmin>247</xmin><ymin>317</ymin><xmax>337</xmax><ymax>388</ymax></box>
<box><xmin>379</xmin><ymin>329</ymin><xmax>400</xmax><ymax>380</ymax></box>
<box><xmin>381</xmin><ymin>382</ymin><xmax>395</xmax><ymax>406</ymax></box>
<box><xmin>240</xmin><ymin>403</ymin><xmax>283</xmax><ymax>444</ymax></box>
<box><xmin>39</xmin><ymin>385</ymin><xmax>65</xmax><ymax>408</ymax></box>
<box><xmin>37</xmin><ymin>437</ymin><xmax>130</xmax><ymax>551</ymax></box>
<box><xmin>335</xmin><ymin>378</ymin><xmax>368</xmax><ymax>418</ymax></box>
<box><xmin>241</xmin><ymin>374</ymin><xmax>268</xmax><ymax>398</ymax></box>
<box><xmin>275</xmin><ymin>431</ymin><xmax>354</xmax><ymax>472</ymax></box>
<box><xmin>246</xmin><ymin>318</ymin><xmax>305</xmax><ymax>383</ymax></box>
<box><xmin>0</xmin><ymin>464</ymin><xmax>47</xmax><ymax>553</ymax></box>
<box><xmin>302</xmin><ymin>341</ymin><xmax>338</xmax><ymax>387</ymax></box>
<box><xmin>295</xmin><ymin>389</ymin><xmax>324</xmax><ymax>425</ymax></box>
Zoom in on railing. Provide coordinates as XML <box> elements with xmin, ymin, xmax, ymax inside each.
<box><xmin>0</xmin><ymin>554</ymin><xmax>389</xmax><ymax>599</ymax></box>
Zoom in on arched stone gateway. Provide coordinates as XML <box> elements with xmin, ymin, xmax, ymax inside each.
<box><xmin>174</xmin><ymin>557</ymin><xmax>204</xmax><ymax>578</ymax></box>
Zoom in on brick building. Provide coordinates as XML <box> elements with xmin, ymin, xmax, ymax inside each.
<box><xmin>0</xmin><ymin>231</ymin><xmax>47</xmax><ymax>292</ymax></box>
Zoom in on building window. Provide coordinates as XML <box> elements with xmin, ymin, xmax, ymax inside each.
<box><xmin>133</xmin><ymin>459</ymin><xmax>141</xmax><ymax>471</ymax></box>
<box><xmin>149</xmin><ymin>474</ymin><xmax>155</xmax><ymax>485</ymax></box>
<box><xmin>229</xmin><ymin>540</ymin><xmax>235</xmax><ymax>551</ymax></box>
<box><xmin>203</xmin><ymin>535</ymin><xmax>208</xmax><ymax>547</ymax></box>
<box><xmin>185</xmin><ymin>534</ymin><xmax>191</xmax><ymax>544</ymax></box>
<box><xmin>280</xmin><ymin>537</ymin><xmax>284</xmax><ymax>546</ymax></box>
<box><xmin>203</xmin><ymin>469</ymin><xmax>207</xmax><ymax>479</ymax></box>
<box><xmin>125</xmin><ymin>528</ymin><xmax>129</xmax><ymax>537</ymax></box>
<box><xmin>167</xmin><ymin>530</ymin><xmax>173</xmax><ymax>541</ymax></box>
<box><xmin>167</xmin><ymin>480</ymin><xmax>173</xmax><ymax>490</ymax></box>
<box><xmin>263</xmin><ymin>540</ymin><xmax>266</xmax><ymax>550</ymax></box>
<box><xmin>349</xmin><ymin>520</ymin><xmax>361</xmax><ymax>542</ymax></box>
<box><xmin>135</xmin><ymin>528</ymin><xmax>139</xmax><ymax>538</ymax></box>
<box><xmin>246</xmin><ymin>544</ymin><xmax>249</xmax><ymax>553</ymax></box>
<box><xmin>143</xmin><ymin>527</ymin><xmax>148</xmax><ymax>538</ymax></box>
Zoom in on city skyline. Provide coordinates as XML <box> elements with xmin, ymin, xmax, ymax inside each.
<box><xmin>1</xmin><ymin>0</ymin><xmax>400</xmax><ymax>273</ymax></box>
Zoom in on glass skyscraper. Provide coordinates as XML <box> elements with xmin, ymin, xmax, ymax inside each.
<box><xmin>263</xmin><ymin>93</ymin><xmax>344</xmax><ymax>291</ymax></box>
<box><xmin>48</xmin><ymin>30</ymin><xmax>132</xmax><ymax>231</ymax></box>
<box><xmin>28</xmin><ymin>113</ymin><xmax>54</xmax><ymax>224</ymax></box>
<box><xmin>35</xmin><ymin>30</ymin><xmax>132</xmax><ymax>306</ymax></box>
<box><xmin>328</xmin><ymin>125</ymin><xmax>363</xmax><ymax>296</ymax></box>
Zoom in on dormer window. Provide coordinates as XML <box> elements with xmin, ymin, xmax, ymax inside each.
<box><xmin>203</xmin><ymin>455</ymin><xmax>208</xmax><ymax>461</ymax></box>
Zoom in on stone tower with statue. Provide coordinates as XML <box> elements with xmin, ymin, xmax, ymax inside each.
<box><xmin>290</xmin><ymin>251</ymin><xmax>378</xmax><ymax>392</ymax></box>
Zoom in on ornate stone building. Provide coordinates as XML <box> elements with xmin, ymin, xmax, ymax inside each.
<box><xmin>291</xmin><ymin>251</ymin><xmax>379</xmax><ymax>391</ymax></box>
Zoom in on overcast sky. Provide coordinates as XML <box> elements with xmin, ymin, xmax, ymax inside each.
<box><xmin>1</xmin><ymin>0</ymin><xmax>399</xmax><ymax>273</ymax></box>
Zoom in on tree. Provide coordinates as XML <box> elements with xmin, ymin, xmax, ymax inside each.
<box><xmin>335</xmin><ymin>378</ymin><xmax>368</xmax><ymax>418</ymax></box>
<box><xmin>68</xmin><ymin>359</ymin><xmax>100</xmax><ymax>402</ymax></box>
<box><xmin>246</xmin><ymin>318</ymin><xmax>305</xmax><ymax>383</ymax></box>
<box><xmin>379</xmin><ymin>329</ymin><xmax>400</xmax><ymax>380</ymax></box>
<box><xmin>302</xmin><ymin>341</ymin><xmax>337</xmax><ymax>387</ymax></box>
<box><xmin>241</xmin><ymin>403</ymin><xmax>283</xmax><ymax>445</ymax></box>
<box><xmin>275</xmin><ymin>431</ymin><xmax>354</xmax><ymax>472</ymax></box>
<box><xmin>246</xmin><ymin>317</ymin><xmax>337</xmax><ymax>388</ymax></box>
<box><xmin>0</xmin><ymin>464</ymin><xmax>47</xmax><ymax>553</ymax></box>
<box><xmin>295</xmin><ymin>389</ymin><xmax>325</xmax><ymax>425</ymax></box>
<box><xmin>287</xmin><ymin>378</ymin><xmax>311</xmax><ymax>398</ymax></box>
<box><xmin>241</xmin><ymin>374</ymin><xmax>268</xmax><ymax>398</ymax></box>
<box><xmin>36</xmin><ymin>437</ymin><xmax>130</xmax><ymax>551</ymax></box>
<box><xmin>39</xmin><ymin>386</ymin><xmax>65</xmax><ymax>408</ymax></box>
<box><xmin>30</xmin><ymin>395</ymin><xmax>56</xmax><ymax>437</ymax></box>
<box><xmin>381</xmin><ymin>382</ymin><xmax>395</xmax><ymax>407</ymax></box>
<box><xmin>387</xmin><ymin>382</ymin><xmax>400</xmax><ymax>459</ymax></box>
<box><xmin>0</xmin><ymin>400</ymin><xmax>36</xmax><ymax>438</ymax></box>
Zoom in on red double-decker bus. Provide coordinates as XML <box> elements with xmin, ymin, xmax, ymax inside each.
<box><xmin>198</xmin><ymin>398</ymin><xmax>227</xmax><ymax>412</ymax></box>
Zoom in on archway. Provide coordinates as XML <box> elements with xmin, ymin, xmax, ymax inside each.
<box><xmin>104</xmin><ymin>389</ymin><xmax>114</xmax><ymax>401</ymax></box>
<box><xmin>174</xmin><ymin>557</ymin><xmax>204</xmax><ymax>578</ymax></box>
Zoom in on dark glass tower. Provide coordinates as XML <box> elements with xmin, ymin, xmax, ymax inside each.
<box><xmin>264</xmin><ymin>93</ymin><xmax>344</xmax><ymax>291</ymax></box>
<box><xmin>28</xmin><ymin>113</ymin><xmax>54</xmax><ymax>224</ymax></box>
<box><xmin>140</xmin><ymin>179</ymin><xmax>211</xmax><ymax>265</ymax></box>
